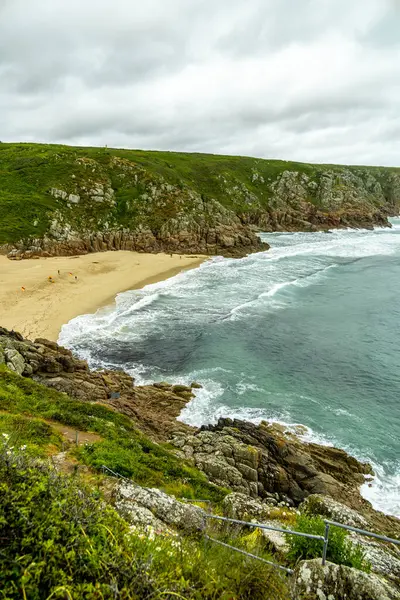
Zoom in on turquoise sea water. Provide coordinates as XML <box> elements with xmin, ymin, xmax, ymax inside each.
<box><xmin>60</xmin><ymin>220</ymin><xmax>400</xmax><ymax>517</ymax></box>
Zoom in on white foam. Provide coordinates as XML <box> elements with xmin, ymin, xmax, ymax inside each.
<box><xmin>59</xmin><ymin>225</ymin><xmax>400</xmax><ymax>518</ymax></box>
<box><xmin>361</xmin><ymin>462</ymin><xmax>400</xmax><ymax>518</ymax></box>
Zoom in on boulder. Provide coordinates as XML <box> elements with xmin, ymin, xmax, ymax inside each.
<box><xmin>260</xmin><ymin>520</ymin><xmax>290</xmax><ymax>555</ymax></box>
<box><xmin>114</xmin><ymin>481</ymin><xmax>206</xmax><ymax>533</ymax></box>
<box><xmin>291</xmin><ymin>559</ymin><xmax>400</xmax><ymax>600</ymax></box>
<box><xmin>4</xmin><ymin>348</ymin><xmax>25</xmax><ymax>375</ymax></box>
<box><xmin>300</xmin><ymin>494</ymin><xmax>368</xmax><ymax>528</ymax></box>
<box><xmin>350</xmin><ymin>534</ymin><xmax>400</xmax><ymax>580</ymax></box>
<box><xmin>222</xmin><ymin>493</ymin><xmax>271</xmax><ymax>521</ymax></box>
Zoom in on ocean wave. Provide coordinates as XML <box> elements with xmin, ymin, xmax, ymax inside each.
<box><xmin>361</xmin><ymin>462</ymin><xmax>400</xmax><ymax>517</ymax></box>
<box><xmin>59</xmin><ymin>226</ymin><xmax>400</xmax><ymax>518</ymax></box>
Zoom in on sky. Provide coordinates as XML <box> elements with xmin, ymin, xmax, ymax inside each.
<box><xmin>0</xmin><ymin>0</ymin><xmax>399</xmax><ymax>165</ymax></box>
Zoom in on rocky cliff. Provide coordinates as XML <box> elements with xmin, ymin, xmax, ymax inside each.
<box><xmin>1</xmin><ymin>143</ymin><xmax>399</xmax><ymax>259</ymax></box>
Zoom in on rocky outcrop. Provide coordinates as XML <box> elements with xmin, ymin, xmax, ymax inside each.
<box><xmin>0</xmin><ymin>327</ymin><xmax>193</xmax><ymax>440</ymax></box>
<box><xmin>114</xmin><ymin>481</ymin><xmax>205</xmax><ymax>533</ymax></box>
<box><xmin>301</xmin><ymin>494</ymin><xmax>369</xmax><ymax>528</ymax></box>
<box><xmin>2</xmin><ymin>145</ymin><xmax>400</xmax><ymax>261</ymax></box>
<box><xmin>246</xmin><ymin>168</ymin><xmax>399</xmax><ymax>233</ymax></box>
<box><xmin>291</xmin><ymin>559</ymin><xmax>400</xmax><ymax>600</ymax></box>
<box><xmin>171</xmin><ymin>418</ymin><xmax>372</xmax><ymax>507</ymax></box>
<box><xmin>4</xmin><ymin>220</ymin><xmax>267</xmax><ymax>261</ymax></box>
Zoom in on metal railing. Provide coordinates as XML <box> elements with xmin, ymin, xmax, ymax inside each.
<box><xmin>102</xmin><ymin>472</ymin><xmax>400</xmax><ymax>574</ymax></box>
<box><xmin>199</xmin><ymin>512</ymin><xmax>400</xmax><ymax>573</ymax></box>
<box><xmin>202</xmin><ymin>513</ymin><xmax>325</xmax><ymax>575</ymax></box>
<box><xmin>322</xmin><ymin>519</ymin><xmax>400</xmax><ymax>565</ymax></box>
<box><xmin>101</xmin><ymin>465</ymin><xmax>128</xmax><ymax>480</ymax></box>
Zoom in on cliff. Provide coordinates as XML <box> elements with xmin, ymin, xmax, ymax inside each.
<box><xmin>1</xmin><ymin>143</ymin><xmax>400</xmax><ymax>259</ymax></box>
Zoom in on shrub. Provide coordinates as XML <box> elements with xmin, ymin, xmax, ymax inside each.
<box><xmin>0</xmin><ymin>443</ymin><xmax>289</xmax><ymax>600</ymax></box>
<box><xmin>0</xmin><ymin>442</ymin><xmax>156</xmax><ymax>599</ymax></box>
<box><xmin>286</xmin><ymin>514</ymin><xmax>370</xmax><ymax>571</ymax></box>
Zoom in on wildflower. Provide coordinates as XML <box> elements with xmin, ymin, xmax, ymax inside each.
<box><xmin>20</xmin><ymin>445</ymin><xmax>27</xmax><ymax>451</ymax></box>
<box><xmin>2</xmin><ymin>433</ymin><xmax>9</xmax><ymax>440</ymax></box>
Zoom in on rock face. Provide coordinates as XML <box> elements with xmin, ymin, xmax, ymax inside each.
<box><xmin>251</xmin><ymin>168</ymin><xmax>399</xmax><ymax>233</ymax></box>
<box><xmin>2</xmin><ymin>146</ymin><xmax>400</xmax><ymax>261</ymax></box>
<box><xmin>114</xmin><ymin>481</ymin><xmax>205</xmax><ymax>533</ymax></box>
<box><xmin>171</xmin><ymin>418</ymin><xmax>372</xmax><ymax>506</ymax></box>
<box><xmin>291</xmin><ymin>559</ymin><xmax>400</xmax><ymax>600</ymax></box>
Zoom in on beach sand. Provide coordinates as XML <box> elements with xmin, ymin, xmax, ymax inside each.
<box><xmin>0</xmin><ymin>252</ymin><xmax>206</xmax><ymax>341</ymax></box>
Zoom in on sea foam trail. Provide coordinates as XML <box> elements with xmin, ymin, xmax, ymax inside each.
<box><xmin>60</xmin><ymin>222</ymin><xmax>400</xmax><ymax>518</ymax></box>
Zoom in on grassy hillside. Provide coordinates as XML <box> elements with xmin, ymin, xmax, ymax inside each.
<box><xmin>0</xmin><ymin>366</ymin><xmax>226</xmax><ymax>501</ymax></box>
<box><xmin>0</xmin><ymin>365</ymin><xmax>292</xmax><ymax>599</ymax></box>
<box><xmin>1</xmin><ymin>142</ymin><xmax>399</xmax><ymax>248</ymax></box>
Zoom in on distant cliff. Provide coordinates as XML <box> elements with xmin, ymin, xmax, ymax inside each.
<box><xmin>1</xmin><ymin>143</ymin><xmax>399</xmax><ymax>259</ymax></box>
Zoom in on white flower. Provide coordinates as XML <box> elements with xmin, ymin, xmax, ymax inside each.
<box><xmin>2</xmin><ymin>433</ymin><xmax>9</xmax><ymax>440</ymax></box>
<box><xmin>20</xmin><ymin>445</ymin><xmax>27</xmax><ymax>451</ymax></box>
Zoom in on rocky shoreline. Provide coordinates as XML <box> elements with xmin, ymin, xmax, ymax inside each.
<box><xmin>1</xmin><ymin>221</ymin><xmax>269</xmax><ymax>261</ymax></box>
<box><xmin>1</xmin><ymin>326</ymin><xmax>398</xmax><ymax>536</ymax></box>
<box><xmin>1</xmin><ymin>325</ymin><xmax>400</xmax><ymax>597</ymax></box>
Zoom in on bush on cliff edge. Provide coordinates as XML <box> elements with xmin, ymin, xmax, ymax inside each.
<box><xmin>0</xmin><ymin>439</ymin><xmax>289</xmax><ymax>600</ymax></box>
<box><xmin>286</xmin><ymin>514</ymin><xmax>370</xmax><ymax>572</ymax></box>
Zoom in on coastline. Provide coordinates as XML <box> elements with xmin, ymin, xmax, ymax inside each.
<box><xmin>0</xmin><ymin>251</ymin><xmax>207</xmax><ymax>341</ymax></box>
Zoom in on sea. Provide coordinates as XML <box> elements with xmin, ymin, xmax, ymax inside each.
<box><xmin>59</xmin><ymin>218</ymin><xmax>400</xmax><ymax>518</ymax></box>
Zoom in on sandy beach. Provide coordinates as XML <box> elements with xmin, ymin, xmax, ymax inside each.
<box><xmin>0</xmin><ymin>252</ymin><xmax>206</xmax><ymax>341</ymax></box>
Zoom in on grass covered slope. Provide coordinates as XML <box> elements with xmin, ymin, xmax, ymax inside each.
<box><xmin>1</xmin><ymin>143</ymin><xmax>399</xmax><ymax>256</ymax></box>
<box><xmin>0</xmin><ymin>366</ymin><xmax>291</xmax><ymax>599</ymax></box>
<box><xmin>0</xmin><ymin>366</ymin><xmax>226</xmax><ymax>501</ymax></box>
<box><xmin>0</xmin><ymin>443</ymin><xmax>290</xmax><ymax>600</ymax></box>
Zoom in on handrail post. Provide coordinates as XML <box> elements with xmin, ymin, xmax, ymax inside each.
<box><xmin>203</xmin><ymin>513</ymin><xmax>208</xmax><ymax>555</ymax></box>
<box><xmin>322</xmin><ymin>523</ymin><xmax>330</xmax><ymax>565</ymax></box>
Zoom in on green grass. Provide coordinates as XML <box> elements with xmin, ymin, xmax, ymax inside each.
<box><xmin>0</xmin><ymin>366</ymin><xmax>227</xmax><ymax>501</ymax></box>
<box><xmin>286</xmin><ymin>514</ymin><xmax>371</xmax><ymax>572</ymax></box>
<box><xmin>0</xmin><ymin>441</ymin><xmax>289</xmax><ymax>599</ymax></box>
<box><xmin>1</xmin><ymin>142</ymin><xmax>399</xmax><ymax>245</ymax></box>
<box><xmin>0</xmin><ymin>413</ymin><xmax>63</xmax><ymax>455</ymax></box>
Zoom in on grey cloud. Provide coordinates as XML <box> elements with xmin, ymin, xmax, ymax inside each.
<box><xmin>0</xmin><ymin>0</ymin><xmax>399</xmax><ymax>166</ymax></box>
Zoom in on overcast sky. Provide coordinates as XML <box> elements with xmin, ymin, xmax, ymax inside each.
<box><xmin>1</xmin><ymin>0</ymin><xmax>399</xmax><ymax>165</ymax></box>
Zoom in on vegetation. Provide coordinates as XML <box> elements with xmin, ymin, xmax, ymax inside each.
<box><xmin>0</xmin><ymin>366</ymin><xmax>226</xmax><ymax>502</ymax></box>
<box><xmin>286</xmin><ymin>514</ymin><xmax>371</xmax><ymax>572</ymax></box>
<box><xmin>1</xmin><ymin>141</ymin><xmax>399</xmax><ymax>245</ymax></box>
<box><xmin>0</xmin><ymin>442</ymin><xmax>289</xmax><ymax>599</ymax></box>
